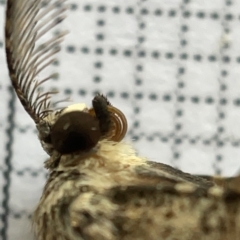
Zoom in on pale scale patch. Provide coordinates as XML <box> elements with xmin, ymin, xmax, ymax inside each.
<box><xmin>175</xmin><ymin>182</ymin><xmax>197</xmax><ymax>194</ymax></box>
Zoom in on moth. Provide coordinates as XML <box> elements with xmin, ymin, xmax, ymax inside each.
<box><xmin>4</xmin><ymin>0</ymin><xmax>240</xmax><ymax>239</ymax></box>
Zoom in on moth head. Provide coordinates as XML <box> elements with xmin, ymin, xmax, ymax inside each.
<box><xmin>42</xmin><ymin>97</ymin><xmax>128</xmax><ymax>155</ymax></box>
<box><xmin>5</xmin><ymin>1</ymin><xmax>127</xmax><ymax>157</ymax></box>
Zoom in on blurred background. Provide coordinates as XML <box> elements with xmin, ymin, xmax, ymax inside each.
<box><xmin>1</xmin><ymin>0</ymin><xmax>240</xmax><ymax>239</ymax></box>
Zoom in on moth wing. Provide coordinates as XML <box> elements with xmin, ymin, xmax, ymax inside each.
<box><xmin>134</xmin><ymin>160</ymin><xmax>214</xmax><ymax>188</ymax></box>
<box><xmin>65</xmin><ymin>162</ymin><xmax>215</xmax><ymax>240</ymax></box>
<box><xmin>68</xmin><ymin>182</ymin><xmax>219</xmax><ymax>240</ymax></box>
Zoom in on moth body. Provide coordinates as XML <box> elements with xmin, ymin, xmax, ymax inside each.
<box><xmin>33</xmin><ymin>140</ymin><xmax>148</xmax><ymax>240</ymax></box>
<box><xmin>32</xmin><ymin>141</ymin><xmax>240</xmax><ymax>240</ymax></box>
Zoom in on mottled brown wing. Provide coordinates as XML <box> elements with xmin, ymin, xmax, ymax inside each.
<box><xmin>65</xmin><ymin>183</ymin><xmax>240</xmax><ymax>240</ymax></box>
<box><xmin>135</xmin><ymin>160</ymin><xmax>214</xmax><ymax>188</ymax></box>
<box><xmin>65</xmin><ymin>162</ymin><xmax>218</xmax><ymax>240</ymax></box>
<box><xmin>103</xmin><ymin>184</ymin><xmax>240</xmax><ymax>240</ymax></box>
<box><xmin>5</xmin><ymin>0</ymin><xmax>68</xmax><ymax>123</ymax></box>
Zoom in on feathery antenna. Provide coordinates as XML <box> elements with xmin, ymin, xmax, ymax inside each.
<box><xmin>5</xmin><ymin>0</ymin><xmax>68</xmax><ymax>123</ymax></box>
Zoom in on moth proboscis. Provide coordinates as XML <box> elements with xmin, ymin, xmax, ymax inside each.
<box><xmin>4</xmin><ymin>0</ymin><xmax>240</xmax><ymax>239</ymax></box>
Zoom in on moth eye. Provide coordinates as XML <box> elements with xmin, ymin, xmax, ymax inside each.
<box><xmin>50</xmin><ymin>111</ymin><xmax>101</xmax><ymax>154</ymax></box>
<box><xmin>89</xmin><ymin>105</ymin><xmax>127</xmax><ymax>142</ymax></box>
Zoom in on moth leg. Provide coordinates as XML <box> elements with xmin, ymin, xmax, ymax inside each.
<box><xmin>92</xmin><ymin>94</ymin><xmax>111</xmax><ymax>136</ymax></box>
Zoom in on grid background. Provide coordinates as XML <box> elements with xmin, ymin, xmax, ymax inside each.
<box><xmin>2</xmin><ymin>0</ymin><xmax>240</xmax><ymax>239</ymax></box>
